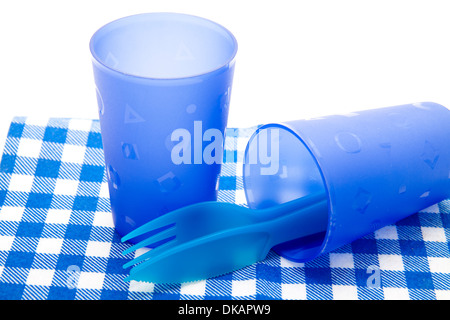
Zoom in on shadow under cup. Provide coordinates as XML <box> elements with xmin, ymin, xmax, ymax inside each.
<box><xmin>90</xmin><ymin>13</ymin><xmax>237</xmax><ymax>241</ymax></box>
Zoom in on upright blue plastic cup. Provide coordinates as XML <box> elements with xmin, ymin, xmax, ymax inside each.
<box><xmin>90</xmin><ymin>13</ymin><xmax>237</xmax><ymax>240</ymax></box>
<box><xmin>243</xmin><ymin>102</ymin><xmax>450</xmax><ymax>262</ymax></box>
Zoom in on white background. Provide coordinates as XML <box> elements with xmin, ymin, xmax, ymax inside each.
<box><xmin>1</xmin><ymin>0</ymin><xmax>450</xmax><ymax>152</ymax></box>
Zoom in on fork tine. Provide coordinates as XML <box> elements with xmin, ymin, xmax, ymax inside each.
<box><xmin>122</xmin><ymin>226</ymin><xmax>176</xmax><ymax>256</ymax></box>
<box><xmin>121</xmin><ymin>213</ymin><xmax>177</xmax><ymax>243</ymax></box>
<box><xmin>123</xmin><ymin>238</ymin><xmax>177</xmax><ymax>269</ymax></box>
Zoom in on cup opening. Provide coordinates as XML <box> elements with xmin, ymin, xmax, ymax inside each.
<box><xmin>90</xmin><ymin>12</ymin><xmax>238</xmax><ymax>79</ymax></box>
<box><xmin>243</xmin><ymin>124</ymin><xmax>329</xmax><ymax>262</ymax></box>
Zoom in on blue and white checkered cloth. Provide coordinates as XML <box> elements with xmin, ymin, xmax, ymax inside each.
<box><xmin>0</xmin><ymin>116</ymin><xmax>449</xmax><ymax>300</ymax></box>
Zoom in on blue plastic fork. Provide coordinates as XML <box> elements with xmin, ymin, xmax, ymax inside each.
<box><xmin>122</xmin><ymin>192</ymin><xmax>328</xmax><ymax>284</ymax></box>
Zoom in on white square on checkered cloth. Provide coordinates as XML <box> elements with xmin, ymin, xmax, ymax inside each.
<box><xmin>232</xmin><ymin>279</ymin><xmax>256</xmax><ymax>297</ymax></box>
<box><xmin>379</xmin><ymin>254</ymin><xmax>404</xmax><ymax>271</ymax></box>
<box><xmin>85</xmin><ymin>241</ymin><xmax>111</xmax><ymax>258</ymax></box>
<box><xmin>0</xmin><ymin>235</ymin><xmax>15</xmax><ymax>251</ymax></box>
<box><xmin>420</xmin><ymin>203</ymin><xmax>440</xmax><ymax>213</ymax></box>
<box><xmin>234</xmin><ymin>189</ymin><xmax>247</xmax><ymax>206</ymax></box>
<box><xmin>61</xmin><ymin>144</ymin><xmax>86</xmax><ymax>163</ymax></box>
<box><xmin>45</xmin><ymin>209</ymin><xmax>71</xmax><ymax>224</ymax></box>
<box><xmin>54</xmin><ymin>178</ymin><xmax>79</xmax><ymax>195</ymax></box>
<box><xmin>374</xmin><ymin>225</ymin><xmax>399</xmax><ymax>240</ymax></box>
<box><xmin>330</xmin><ymin>253</ymin><xmax>354</xmax><ymax>269</ymax></box>
<box><xmin>0</xmin><ymin>206</ymin><xmax>24</xmax><ymax>221</ymax></box>
<box><xmin>281</xmin><ymin>283</ymin><xmax>306</xmax><ymax>300</ymax></box>
<box><xmin>180</xmin><ymin>280</ymin><xmax>207</xmax><ymax>296</ymax></box>
<box><xmin>36</xmin><ymin>238</ymin><xmax>64</xmax><ymax>255</ymax></box>
<box><xmin>16</xmin><ymin>138</ymin><xmax>42</xmax><ymax>158</ymax></box>
<box><xmin>428</xmin><ymin>257</ymin><xmax>450</xmax><ymax>273</ymax></box>
<box><xmin>332</xmin><ymin>285</ymin><xmax>358</xmax><ymax>300</ymax></box>
<box><xmin>129</xmin><ymin>280</ymin><xmax>154</xmax><ymax>293</ymax></box>
<box><xmin>421</xmin><ymin>226</ymin><xmax>447</xmax><ymax>242</ymax></box>
<box><xmin>26</xmin><ymin>269</ymin><xmax>55</xmax><ymax>286</ymax></box>
<box><xmin>92</xmin><ymin>211</ymin><xmax>114</xmax><ymax>228</ymax></box>
<box><xmin>8</xmin><ymin>174</ymin><xmax>34</xmax><ymax>192</ymax></box>
<box><xmin>77</xmin><ymin>271</ymin><xmax>105</xmax><ymax>290</ymax></box>
<box><xmin>280</xmin><ymin>257</ymin><xmax>304</xmax><ymax>268</ymax></box>
<box><xmin>436</xmin><ymin>290</ymin><xmax>450</xmax><ymax>300</ymax></box>
<box><xmin>99</xmin><ymin>182</ymin><xmax>109</xmax><ymax>198</ymax></box>
<box><xmin>383</xmin><ymin>287</ymin><xmax>410</xmax><ymax>300</ymax></box>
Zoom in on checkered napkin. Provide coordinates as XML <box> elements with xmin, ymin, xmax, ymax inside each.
<box><xmin>0</xmin><ymin>116</ymin><xmax>449</xmax><ymax>300</ymax></box>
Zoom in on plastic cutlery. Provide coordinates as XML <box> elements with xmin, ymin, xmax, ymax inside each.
<box><xmin>122</xmin><ymin>192</ymin><xmax>328</xmax><ymax>283</ymax></box>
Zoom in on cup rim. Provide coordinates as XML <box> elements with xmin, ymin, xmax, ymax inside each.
<box><xmin>89</xmin><ymin>12</ymin><xmax>238</xmax><ymax>81</ymax></box>
<box><xmin>242</xmin><ymin>123</ymin><xmax>331</xmax><ymax>262</ymax></box>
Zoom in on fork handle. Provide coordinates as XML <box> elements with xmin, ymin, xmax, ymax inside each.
<box><xmin>264</xmin><ymin>197</ymin><xmax>328</xmax><ymax>248</ymax></box>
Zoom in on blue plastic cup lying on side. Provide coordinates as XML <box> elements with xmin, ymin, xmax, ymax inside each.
<box><xmin>90</xmin><ymin>13</ymin><xmax>238</xmax><ymax>241</ymax></box>
<box><xmin>243</xmin><ymin>102</ymin><xmax>450</xmax><ymax>262</ymax></box>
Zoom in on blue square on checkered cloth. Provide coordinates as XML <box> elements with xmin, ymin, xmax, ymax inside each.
<box><xmin>26</xmin><ymin>193</ymin><xmax>53</xmax><ymax>208</ymax></box>
<box><xmin>5</xmin><ymin>251</ymin><xmax>35</xmax><ymax>268</ymax></box>
<box><xmin>8</xmin><ymin>122</ymin><xmax>25</xmax><ymax>138</ymax></box>
<box><xmin>64</xmin><ymin>224</ymin><xmax>92</xmax><ymax>240</ymax></box>
<box><xmin>35</xmin><ymin>159</ymin><xmax>61</xmax><ymax>178</ymax></box>
<box><xmin>43</xmin><ymin>127</ymin><xmax>68</xmax><ymax>144</ymax></box>
<box><xmin>0</xmin><ymin>117</ymin><xmax>449</xmax><ymax>300</ymax></box>
<box><xmin>106</xmin><ymin>258</ymin><xmax>129</xmax><ymax>274</ymax></box>
<box><xmin>256</xmin><ymin>264</ymin><xmax>281</xmax><ymax>283</ymax></box>
<box><xmin>1</xmin><ymin>154</ymin><xmax>16</xmax><ymax>174</ymax></box>
<box><xmin>0</xmin><ymin>283</ymin><xmax>25</xmax><ymax>300</ymax></box>
<box><xmin>441</xmin><ymin>213</ymin><xmax>450</xmax><ymax>228</ymax></box>
<box><xmin>397</xmin><ymin>213</ymin><xmax>422</xmax><ymax>226</ymax></box>
<box><xmin>86</xmin><ymin>131</ymin><xmax>103</xmax><ymax>149</ymax></box>
<box><xmin>101</xmin><ymin>289</ymin><xmax>129</xmax><ymax>300</ymax></box>
<box><xmin>0</xmin><ymin>190</ymin><xmax>6</xmax><ymax>207</ymax></box>
<box><xmin>218</xmin><ymin>176</ymin><xmax>236</xmax><ymax>190</ymax></box>
<box><xmin>405</xmin><ymin>271</ymin><xmax>435</xmax><ymax>290</ymax></box>
<box><xmin>305</xmin><ymin>267</ymin><xmax>333</xmax><ymax>285</ymax></box>
<box><xmin>15</xmin><ymin>221</ymin><xmax>44</xmax><ymax>238</ymax></box>
<box><xmin>400</xmin><ymin>240</ymin><xmax>427</xmax><ymax>257</ymax></box>
<box><xmin>55</xmin><ymin>254</ymin><xmax>84</xmax><ymax>271</ymax></box>
<box><xmin>48</xmin><ymin>286</ymin><xmax>77</xmax><ymax>300</ymax></box>
<box><xmin>72</xmin><ymin>196</ymin><xmax>98</xmax><ymax>211</ymax></box>
<box><xmin>80</xmin><ymin>164</ymin><xmax>104</xmax><ymax>182</ymax></box>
